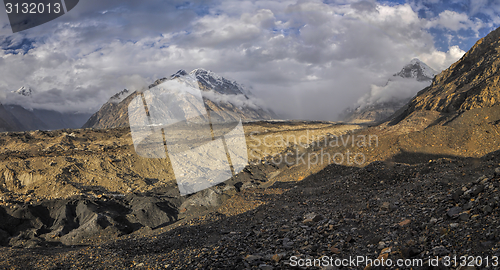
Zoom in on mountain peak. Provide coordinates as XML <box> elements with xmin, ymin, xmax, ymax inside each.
<box><xmin>108</xmin><ymin>89</ymin><xmax>130</xmax><ymax>104</ymax></box>
<box><xmin>409</xmin><ymin>58</ymin><xmax>423</xmax><ymax>64</ymax></box>
<box><xmin>341</xmin><ymin>59</ymin><xmax>435</xmax><ymax>123</ymax></box>
<box><xmin>190</xmin><ymin>68</ymin><xmax>210</xmax><ymax>74</ymax></box>
<box><xmin>394</xmin><ymin>58</ymin><xmax>436</xmax><ymax>81</ymax></box>
<box><xmin>13</xmin><ymin>86</ymin><xmax>33</xmax><ymax>97</ymax></box>
<box><xmin>170</xmin><ymin>69</ymin><xmax>188</xmax><ymax>79</ymax></box>
<box><xmin>83</xmin><ymin>69</ymin><xmax>276</xmax><ymax>129</ymax></box>
<box><xmin>188</xmin><ymin>68</ymin><xmax>246</xmax><ymax>95</ymax></box>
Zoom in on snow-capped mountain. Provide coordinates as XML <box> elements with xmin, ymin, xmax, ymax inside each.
<box><xmin>12</xmin><ymin>86</ymin><xmax>33</xmax><ymax>97</ymax></box>
<box><xmin>108</xmin><ymin>89</ymin><xmax>130</xmax><ymax>104</ymax></box>
<box><xmin>340</xmin><ymin>59</ymin><xmax>437</xmax><ymax>123</ymax></box>
<box><xmin>191</xmin><ymin>68</ymin><xmax>249</xmax><ymax>95</ymax></box>
<box><xmin>148</xmin><ymin>68</ymin><xmax>250</xmax><ymax>96</ymax></box>
<box><xmin>83</xmin><ymin>69</ymin><xmax>276</xmax><ymax>129</ymax></box>
<box><xmin>393</xmin><ymin>58</ymin><xmax>436</xmax><ymax>81</ymax></box>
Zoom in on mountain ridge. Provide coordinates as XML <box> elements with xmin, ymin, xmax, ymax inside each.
<box><xmin>82</xmin><ymin>69</ymin><xmax>276</xmax><ymax>129</ymax></box>
<box><xmin>389</xmin><ymin>26</ymin><xmax>500</xmax><ymax>125</ymax></box>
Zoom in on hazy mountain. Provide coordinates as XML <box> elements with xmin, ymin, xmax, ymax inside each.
<box><xmin>0</xmin><ymin>88</ymin><xmax>92</xmax><ymax>132</ymax></box>
<box><xmin>0</xmin><ymin>105</ymin><xmax>91</xmax><ymax>131</ymax></box>
<box><xmin>340</xmin><ymin>59</ymin><xmax>436</xmax><ymax>123</ymax></box>
<box><xmin>83</xmin><ymin>69</ymin><xmax>277</xmax><ymax>129</ymax></box>
<box><xmin>2</xmin><ymin>105</ymin><xmax>47</xmax><ymax>130</ymax></box>
<box><xmin>0</xmin><ymin>103</ymin><xmax>24</xmax><ymax>132</ymax></box>
<box><xmin>29</xmin><ymin>109</ymin><xmax>91</xmax><ymax>130</ymax></box>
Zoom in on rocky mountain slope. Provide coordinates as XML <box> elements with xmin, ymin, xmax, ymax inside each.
<box><xmin>341</xmin><ymin>59</ymin><xmax>436</xmax><ymax>123</ymax></box>
<box><xmin>391</xmin><ymin>27</ymin><xmax>500</xmax><ymax>125</ymax></box>
<box><xmin>83</xmin><ymin>69</ymin><xmax>276</xmax><ymax>129</ymax></box>
<box><xmin>0</xmin><ymin>103</ymin><xmax>23</xmax><ymax>132</ymax></box>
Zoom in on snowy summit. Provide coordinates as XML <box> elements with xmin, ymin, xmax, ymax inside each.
<box><xmin>12</xmin><ymin>86</ymin><xmax>33</xmax><ymax>97</ymax></box>
<box><xmin>108</xmin><ymin>89</ymin><xmax>130</xmax><ymax>104</ymax></box>
<box><xmin>189</xmin><ymin>68</ymin><xmax>248</xmax><ymax>96</ymax></box>
<box><xmin>394</xmin><ymin>58</ymin><xmax>437</xmax><ymax>81</ymax></box>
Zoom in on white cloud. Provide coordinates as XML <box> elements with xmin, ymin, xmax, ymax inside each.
<box><xmin>426</xmin><ymin>10</ymin><xmax>484</xmax><ymax>33</ymax></box>
<box><xmin>419</xmin><ymin>45</ymin><xmax>465</xmax><ymax>71</ymax></box>
<box><xmin>0</xmin><ymin>0</ymin><xmax>490</xmax><ymax>120</ymax></box>
<box><xmin>356</xmin><ymin>77</ymin><xmax>432</xmax><ymax>108</ymax></box>
<box><xmin>201</xmin><ymin>90</ymin><xmax>265</xmax><ymax>110</ymax></box>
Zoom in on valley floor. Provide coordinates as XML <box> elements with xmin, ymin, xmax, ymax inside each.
<box><xmin>0</xmin><ymin>113</ymin><xmax>499</xmax><ymax>269</ymax></box>
<box><xmin>1</xmin><ymin>152</ymin><xmax>500</xmax><ymax>269</ymax></box>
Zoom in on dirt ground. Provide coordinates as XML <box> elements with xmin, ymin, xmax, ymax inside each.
<box><xmin>1</xmin><ymin>106</ymin><xmax>500</xmax><ymax>269</ymax></box>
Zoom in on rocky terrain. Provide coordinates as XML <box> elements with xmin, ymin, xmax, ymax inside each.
<box><xmin>0</xmin><ymin>121</ymin><xmax>356</xmax><ymax>200</ymax></box>
<box><xmin>1</xmin><ymin>123</ymin><xmax>500</xmax><ymax>269</ymax></box>
<box><xmin>0</xmin><ymin>96</ymin><xmax>499</xmax><ymax>269</ymax></box>
<box><xmin>0</xmin><ymin>120</ymin><xmax>362</xmax><ymax>249</ymax></box>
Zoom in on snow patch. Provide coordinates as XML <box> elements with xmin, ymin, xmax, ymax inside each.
<box><xmin>13</xmin><ymin>86</ymin><xmax>33</xmax><ymax>97</ymax></box>
<box><xmin>409</xmin><ymin>58</ymin><xmax>437</xmax><ymax>79</ymax></box>
<box><xmin>190</xmin><ymin>68</ymin><xmax>248</xmax><ymax>95</ymax></box>
<box><xmin>108</xmin><ymin>89</ymin><xmax>131</xmax><ymax>104</ymax></box>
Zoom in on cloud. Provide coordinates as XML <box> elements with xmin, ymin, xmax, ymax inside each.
<box><xmin>201</xmin><ymin>90</ymin><xmax>266</xmax><ymax>111</ymax></box>
<box><xmin>356</xmin><ymin>77</ymin><xmax>432</xmax><ymax>108</ymax></box>
<box><xmin>425</xmin><ymin>10</ymin><xmax>484</xmax><ymax>33</ymax></box>
<box><xmin>419</xmin><ymin>45</ymin><xmax>466</xmax><ymax>71</ymax></box>
<box><xmin>0</xmin><ymin>0</ymin><xmax>489</xmax><ymax>120</ymax></box>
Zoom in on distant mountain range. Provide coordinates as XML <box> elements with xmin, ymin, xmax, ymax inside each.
<box><xmin>0</xmin><ymin>69</ymin><xmax>276</xmax><ymax>132</ymax></box>
<box><xmin>340</xmin><ymin>59</ymin><xmax>437</xmax><ymax>124</ymax></box>
<box><xmin>0</xmin><ymin>88</ymin><xmax>91</xmax><ymax>132</ymax></box>
<box><xmin>83</xmin><ymin>68</ymin><xmax>277</xmax><ymax>129</ymax></box>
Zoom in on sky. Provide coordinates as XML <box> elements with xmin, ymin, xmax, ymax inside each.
<box><xmin>0</xmin><ymin>0</ymin><xmax>499</xmax><ymax>120</ymax></box>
